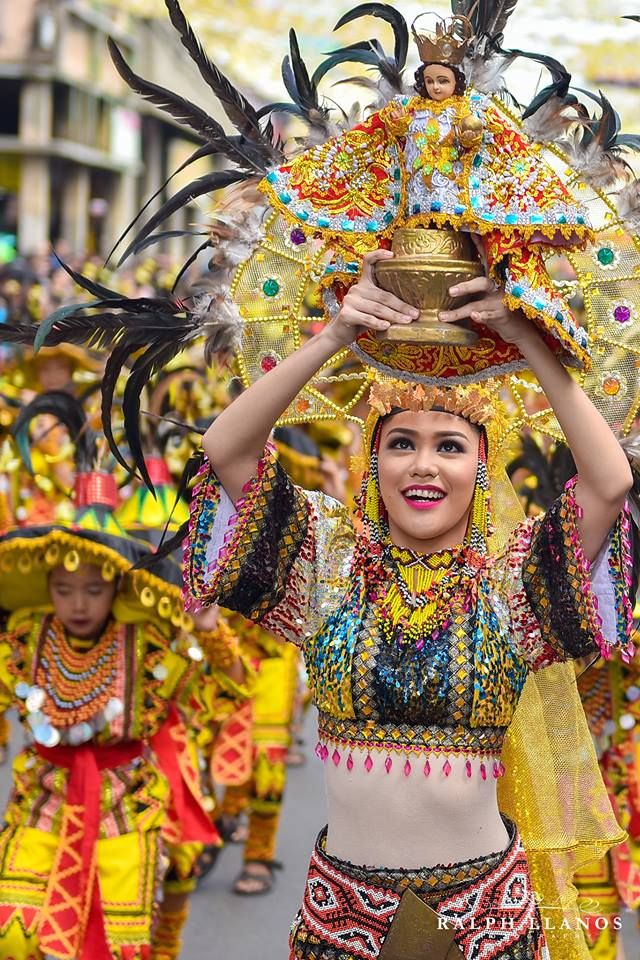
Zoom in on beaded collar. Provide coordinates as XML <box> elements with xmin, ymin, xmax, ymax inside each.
<box><xmin>14</xmin><ymin>615</ymin><xmax>125</xmax><ymax>747</ymax></box>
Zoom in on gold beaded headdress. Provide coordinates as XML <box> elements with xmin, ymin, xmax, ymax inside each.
<box><xmin>411</xmin><ymin>13</ymin><xmax>475</xmax><ymax>66</ymax></box>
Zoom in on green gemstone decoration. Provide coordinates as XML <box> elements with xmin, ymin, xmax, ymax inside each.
<box><xmin>262</xmin><ymin>278</ymin><xmax>280</xmax><ymax>297</ymax></box>
<box><xmin>597</xmin><ymin>247</ymin><xmax>615</xmax><ymax>266</ymax></box>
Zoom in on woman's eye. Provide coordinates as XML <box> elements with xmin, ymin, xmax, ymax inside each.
<box><xmin>389</xmin><ymin>436</ymin><xmax>414</xmax><ymax>450</ymax></box>
<box><xmin>438</xmin><ymin>439</ymin><xmax>463</xmax><ymax>453</ymax></box>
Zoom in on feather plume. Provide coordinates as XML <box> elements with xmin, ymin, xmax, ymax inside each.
<box><xmin>105</xmin><ymin>143</ymin><xmax>216</xmax><ymax>264</ymax></box>
<box><xmin>483</xmin><ymin>0</ymin><xmax>521</xmax><ymax>44</ymax></box>
<box><xmin>523</xmin><ymin>96</ymin><xmax>584</xmax><ymax>144</ymax></box>
<box><xmin>559</xmin><ymin>91</ymin><xmax>640</xmax><ymax>188</ymax></box>
<box><xmin>280</xmin><ymin>30</ymin><xmax>343</xmax><ymax>146</ymax></box>
<box><xmin>314</xmin><ymin>3</ymin><xmax>409</xmax><ymax>111</ymax></box>
<box><xmin>116</xmin><ymin>169</ymin><xmax>248</xmax><ymax>266</ymax></box>
<box><xmin>334</xmin><ymin>4</ymin><xmax>409</xmax><ymax>69</ymax></box>
<box><xmin>615</xmin><ymin>178</ymin><xmax>640</xmax><ymax>232</ymax></box>
<box><xmin>465</xmin><ymin>47</ymin><xmax>515</xmax><ymax>94</ymax></box>
<box><xmin>164</xmin><ymin>0</ymin><xmax>274</xmax><ymax>153</ymax></box>
<box><xmin>507</xmin><ymin>434</ymin><xmax>575</xmax><ymax>513</ymax></box>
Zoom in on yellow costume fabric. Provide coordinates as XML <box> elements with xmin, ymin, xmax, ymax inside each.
<box><xmin>0</xmin><ymin>609</ymin><xmax>223</xmax><ymax>959</ymax></box>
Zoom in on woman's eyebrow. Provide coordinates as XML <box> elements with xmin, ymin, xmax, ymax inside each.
<box><xmin>385</xmin><ymin>427</ymin><xmax>469</xmax><ymax>440</ymax></box>
<box><xmin>432</xmin><ymin>430</ymin><xmax>469</xmax><ymax>440</ymax></box>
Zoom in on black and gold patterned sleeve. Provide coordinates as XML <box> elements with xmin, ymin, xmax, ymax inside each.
<box><xmin>183</xmin><ymin>446</ymin><xmax>356</xmax><ymax>646</ymax></box>
<box><xmin>496</xmin><ymin>479</ymin><xmax>634</xmax><ymax>671</ymax></box>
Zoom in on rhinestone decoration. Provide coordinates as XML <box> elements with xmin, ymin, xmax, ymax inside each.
<box><xmin>609</xmin><ymin>300</ymin><xmax>636</xmax><ymax>326</ymax></box>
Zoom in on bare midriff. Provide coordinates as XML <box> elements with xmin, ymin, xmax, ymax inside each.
<box><xmin>324</xmin><ymin>747</ymin><xmax>509</xmax><ymax>869</ymax></box>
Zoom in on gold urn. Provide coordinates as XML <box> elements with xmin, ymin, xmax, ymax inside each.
<box><xmin>374</xmin><ymin>228</ymin><xmax>483</xmax><ymax>345</ymax></box>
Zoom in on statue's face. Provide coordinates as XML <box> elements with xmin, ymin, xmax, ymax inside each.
<box><xmin>422</xmin><ymin>63</ymin><xmax>457</xmax><ymax>101</ymax></box>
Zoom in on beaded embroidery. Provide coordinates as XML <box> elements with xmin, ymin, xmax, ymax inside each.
<box><xmin>291</xmin><ymin>823</ymin><xmax>547</xmax><ymax>960</ymax></box>
<box><xmin>34</xmin><ymin>617</ymin><xmax>121</xmax><ymax>729</ymax></box>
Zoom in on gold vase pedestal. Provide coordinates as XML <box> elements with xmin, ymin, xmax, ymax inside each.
<box><xmin>374</xmin><ymin>228</ymin><xmax>483</xmax><ymax>346</ymax></box>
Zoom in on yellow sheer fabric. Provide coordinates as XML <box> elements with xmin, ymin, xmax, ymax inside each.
<box><xmin>491</xmin><ymin>451</ymin><xmax>624</xmax><ymax>959</ymax></box>
<box><xmin>500</xmin><ymin>666</ymin><xmax>624</xmax><ymax>959</ymax></box>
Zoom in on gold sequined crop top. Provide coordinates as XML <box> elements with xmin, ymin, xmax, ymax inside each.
<box><xmin>185</xmin><ymin>450</ymin><xmax>630</xmax><ymax>772</ymax></box>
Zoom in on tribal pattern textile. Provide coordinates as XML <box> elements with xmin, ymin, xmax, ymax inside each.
<box><xmin>150</xmin><ymin>903</ymin><xmax>190</xmax><ymax>960</ymax></box>
<box><xmin>185</xmin><ymin>450</ymin><xmax>630</xmax><ymax>769</ymax></box>
<box><xmin>215</xmin><ymin>633</ymin><xmax>299</xmax><ymax>863</ymax></box>
<box><xmin>0</xmin><ymin>824</ymin><xmax>160</xmax><ymax>959</ymax></box>
<box><xmin>290</xmin><ymin>824</ymin><xmax>548</xmax><ymax>960</ymax></box>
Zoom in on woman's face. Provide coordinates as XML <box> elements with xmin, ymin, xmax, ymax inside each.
<box><xmin>377</xmin><ymin>410</ymin><xmax>480</xmax><ymax>552</ymax></box>
<box><xmin>49</xmin><ymin>563</ymin><xmax>117</xmax><ymax>640</ymax></box>
<box><xmin>422</xmin><ymin>63</ymin><xmax>457</xmax><ymax>101</ymax></box>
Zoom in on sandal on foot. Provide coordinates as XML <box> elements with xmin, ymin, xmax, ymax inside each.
<box><xmin>195</xmin><ymin>843</ymin><xmax>223</xmax><ymax>883</ymax></box>
<box><xmin>232</xmin><ymin>859</ymin><xmax>283</xmax><ymax>896</ymax></box>
<box><xmin>216</xmin><ymin>813</ymin><xmax>248</xmax><ymax>844</ymax></box>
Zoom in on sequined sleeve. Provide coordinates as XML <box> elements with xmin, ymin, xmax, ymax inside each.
<box><xmin>183</xmin><ymin>447</ymin><xmax>356</xmax><ymax>646</ymax></box>
<box><xmin>497</xmin><ymin>479</ymin><xmax>634</xmax><ymax>670</ymax></box>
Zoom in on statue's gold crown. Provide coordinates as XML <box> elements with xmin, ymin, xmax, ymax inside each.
<box><xmin>411</xmin><ymin>14</ymin><xmax>474</xmax><ymax>67</ymax></box>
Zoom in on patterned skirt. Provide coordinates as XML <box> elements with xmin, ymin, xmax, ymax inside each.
<box><xmin>289</xmin><ymin>821</ymin><xmax>550</xmax><ymax>960</ymax></box>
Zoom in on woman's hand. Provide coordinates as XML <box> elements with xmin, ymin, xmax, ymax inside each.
<box><xmin>438</xmin><ymin>276</ymin><xmax>533</xmax><ymax>345</ymax></box>
<box><xmin>324</xmin><ymin>250</ymin><xmax>419</xmax><ymax>348</ymax></box>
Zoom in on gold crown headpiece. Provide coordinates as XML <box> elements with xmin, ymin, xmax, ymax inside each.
<box><xmin>411</xmin><ymin>13</ymin><xmax>474</xmax><ymax>66</ymax></box>
<box><xmin>363</xmin><ymin>379</ymin><xmax>508</xmax><ymax>456</ymax></box>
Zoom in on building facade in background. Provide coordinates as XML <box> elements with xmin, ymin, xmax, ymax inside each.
<box><xmin>0</xmin><ymin>0</ymin><xmax>231</xmax><ymax>259</ymax></box>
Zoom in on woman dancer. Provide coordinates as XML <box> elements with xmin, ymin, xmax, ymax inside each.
<box><xmin>184</xmin><ymin>255</ymin><xmax>633</xmax><ymax>959</ymax></box>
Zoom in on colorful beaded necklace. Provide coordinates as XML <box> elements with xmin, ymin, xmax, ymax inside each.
<box><xmin>34</xmin><ymin>615</ymin><xmax>120</xmax><ymax>727</ymax></box>
<box><xmin>372</xmin><ymin>543</ymin><xmax>477</xmax><ymax>647</ymax></box>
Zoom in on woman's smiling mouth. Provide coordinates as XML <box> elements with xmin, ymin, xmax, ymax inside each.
<box><xmin>401</xmin><ymin>484</ymin><xmax>447</xmax><ymax>509</ymax></box>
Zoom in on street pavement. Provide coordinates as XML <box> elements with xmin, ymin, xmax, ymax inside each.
<box><xmin>0</xmin><ymin>709</ymin><xmax>638</xmax><ymax>958</ymax></box>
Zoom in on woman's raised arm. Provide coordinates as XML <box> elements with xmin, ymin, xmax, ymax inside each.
<box><xmin>203</xmin><ymin>250</ymin><xmax>417</xmax><ymax>500</ymax></box>
<box><xmin>440</xmin><ymin>277</ymin><xmax>633</xmax><ymax>561</ymax></box>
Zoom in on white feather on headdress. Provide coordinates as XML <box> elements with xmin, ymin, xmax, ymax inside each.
<box><xmin>523</xmin><ymin>98</ymin><xmax>584</xmax><ymax>145</ymax></box>
<box><xmin>615</xmin><ymin>179</ymin><xmax>640</xmax><ymax>233</ymax></box>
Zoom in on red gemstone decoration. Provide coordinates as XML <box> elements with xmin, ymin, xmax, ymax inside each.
<box><xmin>465</xmin><ymin>760</ymin><xmax>472</xmax><ymax>778</ymax></box>
<box><xmin>480</xmin><ymin>763</ymin><xmax>487</xmax><ymax>780</ymax></box>
<box><xmin>332</xmin><ymin>749</ymin><xmax>341</xmax><ymax>766</ymax></box>
<box><xmin>424</xmin><ymin>759</ymin><xmax>431</xmax><ymax>777</ymax></box>
<box><xmin>443</xmin><ymin>759</ymin><xmax>452</xmax><ymax>777</ymax></box>
<box><xmin>365</xmin><ymin>755</ymin><xmax>373</xmax><ymax>773</ymax></box>
<box><xmin>346</xmin><ymin>753</ymin><xmax>354</xmax><ymax>772</ymax></box>
<box><xmin>493</xmin><ymin>761</ymin><xmax>500</xmax><ymax>779</ymax></box>
<box><xmin>403</xmin><ymin>759</ymin><xmax>412</xmax><ymax>777</ymax></box>
<box><xmin>260</xmin><ymin>353</ymin><xmax>279</xmax><ymax>373</ymax></box>
<box><xmin>384</xmin><ymin>756</ymin><xmax>393</xmax><ymax>774</ymax></box>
